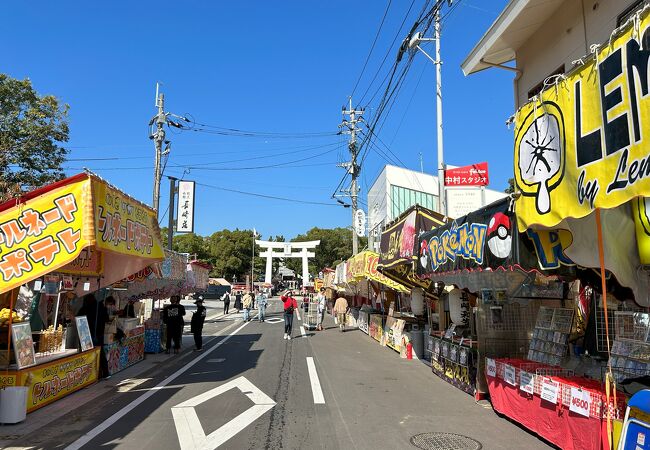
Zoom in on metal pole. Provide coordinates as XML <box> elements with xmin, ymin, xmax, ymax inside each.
<box><xmin>435</xmin><ymin>10</ymin><xmax>446</xmax><ymax>216</ymax></box>
<box><xmin>350</xmin><ymin>100</ymin><xmax>359</xmax><ymax>256</ymax></box>
<box><xmin>251</xmin><ymin>232</ymin><xmax>255</xmax><ymax>291</ymax></box>
<box><xmin>153</xmin><ymin>92</ymin><xmax>166</xmax><ymax>214</ymax></box>
<box><xmin>167</xmin><ymin>176</ymin><xmax>177</xmax><ymax>250</ymax></box>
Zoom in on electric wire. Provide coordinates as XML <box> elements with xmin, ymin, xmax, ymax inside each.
<box><xmin>196</xmin><ymin>182</ymin><xmax>341</xmax><ymax>207</ymax></box>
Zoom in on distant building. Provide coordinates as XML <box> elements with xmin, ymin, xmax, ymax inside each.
<box><xmin>367</xmin><ymin>165</ymin><xmax>507</xmax><ymax>252</ymax></box>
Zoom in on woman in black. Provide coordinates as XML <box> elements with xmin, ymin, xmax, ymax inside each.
<box><xmin>163</xmin><ymin>295</ymin><xmax>186</xmax><ymax>354</ymax></box>
<box><xmin>191</xmin><ymin>299</ymin><xmax>207</xmax><ymax>351</ymax></box>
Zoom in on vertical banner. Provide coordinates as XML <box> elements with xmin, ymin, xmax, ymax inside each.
<box><xmin>176</xmin><ymin>181</ymin><xmax>195</xmax><ymax>233</ymax></box>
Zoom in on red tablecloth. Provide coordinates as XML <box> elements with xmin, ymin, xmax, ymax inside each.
<box><xmin>488</xmin><ymin>375</ymin><xmax>611</xmax><ymax>450</ymax></box>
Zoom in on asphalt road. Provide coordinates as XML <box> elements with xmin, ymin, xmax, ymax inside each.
<box><xmin>10</xmin><ymin>298</ymin><xmax>554</xmax><ymax>450</ymax></box>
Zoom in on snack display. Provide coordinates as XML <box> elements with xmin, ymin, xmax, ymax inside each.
<box><xmin>0</xmin><ymin>308</ymin><xmax>23</xmax><ymax>326</ymax></box>
<box><xmin>38</xmin><ymin>325</ymin><xmax>64</xmax><ymax>354</ymax></box>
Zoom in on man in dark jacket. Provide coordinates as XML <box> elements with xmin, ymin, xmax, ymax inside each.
<box><xmin>191</xmin><ymin>299</ymin><xmax>207</xmax><ymax>351</ymax></box>
<box><xmin>163</xmin><ymin>295</ymin><xmax>186</xmax><ymax>354</ymax></box>
<box><xmin>223</xmin><ymin>292</ymin><xmax>231</xmax><ymax>314</ymax></box>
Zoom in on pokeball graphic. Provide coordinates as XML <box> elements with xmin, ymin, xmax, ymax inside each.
<box><xmin>514</xmin><ymin>101</ymin><xmax>565</xmax><ymax>215</ymax></box>
<box><xmin>487</xmin><ymin>212</ymin><xmax>512</xmax><ymax>258</ymax></box>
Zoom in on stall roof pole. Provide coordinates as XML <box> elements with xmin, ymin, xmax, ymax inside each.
<box><xmin>5</xmin><ymin>288</ymin><xmax>17</xmax><ymax>373</ymax></box>
<box><xmin>595</xmin><ymin>208</ymin><xmax>615</xmax><ymax>444</ymax></box>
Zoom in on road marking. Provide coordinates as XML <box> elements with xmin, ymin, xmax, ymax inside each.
<box><xmin>296</xmin><ymin>310</ymin><xmax>301</xmax><ymax>321</ymax></box>
<box><xmin>300</xmin><ymin>326</ymin><xmax>306</xmax><ymax>337</ymax></box>
<box><xmin>64</xmin><ymin>320</ymin><xmax>248</xmax><ymax>450</ymax></box>
<box><xmin>172</xmin><ymin>376</ymin><xmax>275</xmax><ymax>450</ymax></box>
<box><xmin>306</xmin><ymin>357</ymin><xmax>325</xmax><ymax>404</ymax></box>
<box><xmin>116</xmin><ymin>378</ymin><xmax>151</xmax><ymax>393</ymax></box>
<box><xmin>265</xmin><ymin>317</ymin><xmax>283</xmax><ymax>324</ymax></box>
<box><xmin>206</xmin><ymin>358</ymin><xmax>226</xmax><ymax>363</ymax></box>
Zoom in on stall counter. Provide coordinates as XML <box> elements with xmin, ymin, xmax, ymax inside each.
<box><xmin>104</xmin><ymin>325</ymin><xmax>145</xmax><ymax>375</ymax></box>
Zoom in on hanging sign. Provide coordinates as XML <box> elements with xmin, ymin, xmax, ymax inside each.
<box><xmin>354</xmin><ymin>209</ymin><xmax>366</xmax><ymax>237</ymax></box>
<box><xmin>503</xmin><ymin>364</ymin><xmax>517</xmax><ymax>386</ymax></box>
<box><xmin>513</xmin><ymin>10</ymin><xmax>650</xmax><ymax>229</ymax></box>
<box><xmin>569</xmin><ymin>387</ymin><xmax>591</xmax><ymax>417</ymax></box>
<box><xmin>520</xmin><ymin>371</ymin><xmax>534</xmax><ymax>394</ymax></box>
<box><xmin>486</xmin><ymin>358</ymin><xmax>497</xmax><ymax>378</ymax></box>
<box><xmin>176</xmin><ymin>180</ymin><xmax>195</xmax><ymax>233</ymax></box>
<box><xmin>541</xmin><ymin>378</ymin><xmax>559</xmax><ymax>404</ymax></box>
<box><xmin>444</xmin><ymin>162</ymin><xmax>489</xmax><ymax>186</ymax></box>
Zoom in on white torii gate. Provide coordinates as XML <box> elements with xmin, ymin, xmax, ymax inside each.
<box><xmin>256</xmin><ymin>240</ymin><xmax>320</xmax><ymax>286</ymax></box>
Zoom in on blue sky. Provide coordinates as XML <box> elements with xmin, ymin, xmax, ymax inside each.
<box><xmin>3</xmin><ymin>1</ymin><xmax>514</xmax><ymax>239</ymax></box>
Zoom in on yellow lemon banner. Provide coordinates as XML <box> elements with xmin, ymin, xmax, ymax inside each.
<box><xmin>93</xmin><ymin>180</ymin><xmax>164</xmax><ymax>259</ymax></box>
<box><xmin>514</xmin><ymin>10</ymin><xmax>650</xmax><ymax>229</ymax></box>
<box><xmin>0</xmin><ymin>178</ymin><xmax>92</xmax><ymax>293</ymax></box>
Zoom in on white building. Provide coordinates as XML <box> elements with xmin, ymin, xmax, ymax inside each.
<box><xmin>367</xmin><ymin>165</ymin><xmax>507</xmax><ymax>251</ymax></box>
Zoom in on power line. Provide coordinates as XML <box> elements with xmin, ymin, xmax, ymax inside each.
<box><xmin>196</xmin><ymin>182</ymin><xmax>341</xmax><ymax>207</ymax></box>
<box><xmin>350</xmin><ymin>0</ymin><xmax>393</xmax><ymax>99</ymax></box>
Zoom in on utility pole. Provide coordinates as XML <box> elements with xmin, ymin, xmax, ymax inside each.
<box><xmin>338</xmin><ymin>98</ymin><xmax>364</xmax><ymax>255</ymax></box>
<box><xmin>167</xmin><ymin>176</ymin><xmax>177</xmax><ymax>250</ymax></box>
<box><xmin>152</xmin><ymin>84</ymin><xmax>166</xmax><ymax>214</ymax></box>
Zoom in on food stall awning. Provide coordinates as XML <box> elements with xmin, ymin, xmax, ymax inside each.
<box><xmin>416</xmin><ymin>197</ymin><xmax>575</xmax><ymax>294</ymax></box>
<box><xmin>461</xmin><ymin>0</ymin><xmax>563</xmax><ymax>75</ymax></box>
<box><xmin>0</xmin><ymin>172</ymin><xmax>164</xmax><ymax>294</ymax></box>
<box><xmin>377</xmin><ymin>204</ymin><xmax>447</xmax><ymax>294</ymax></box>
<box><xmin>347</xmin><ymin>251</ymin><xmax>409</xmax><ymax>293</ymax></box>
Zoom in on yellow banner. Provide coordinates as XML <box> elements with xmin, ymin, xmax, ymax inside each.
<box><xmin>0</xmin><ymin>179</ymin><xmax>91</xmax><ymax>293</ymax></box>
<box><xmin>22</xmin><ymin>348</ymin><xmax>99</xmax><ymax>412</ymax></box>
<box><xmin>93</xmin><ymin>181</ymin><xmax>164</xmax><ymax>259</ymax></box>
<box><xmin>346</xmin><ymin>251</ymin><xmax>408</xmax><ymax>292</ymax></box>
<box><xmin>514</xmin><ymin>11</ymin><xmax>650</xmax><ymax>229</ymax></box>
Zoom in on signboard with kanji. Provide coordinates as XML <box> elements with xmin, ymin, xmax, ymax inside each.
<box><xmin>176</xmin><ymin>181</ymin><xmax>195</xmax><ymax>233</ymax></box>
<box><xmin>444</xmin><ymin>162</ymin><xmax>489</xmax><ymax>186</ymax></box>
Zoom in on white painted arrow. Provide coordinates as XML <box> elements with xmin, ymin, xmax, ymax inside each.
<box><xmin>171</xmin><ymin>376</ymin><xmax>275</xmax><ymax>450</ymax></box>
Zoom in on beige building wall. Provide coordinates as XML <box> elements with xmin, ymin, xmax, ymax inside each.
<box><xmin>515</xmin><ymin>0</ymin><xmax>641</xmax><ymax>107</ymax></box>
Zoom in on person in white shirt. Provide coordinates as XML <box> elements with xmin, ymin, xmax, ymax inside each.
<box><xmin>316</xmin><ymin>288</ymin><xmax>327</xmax><ymax>331</ymax></box>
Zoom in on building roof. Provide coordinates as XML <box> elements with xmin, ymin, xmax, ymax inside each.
<box><xmin>210</xmin><ymin>277</ymin><xmax>231</xmax><ymax>286</ymax></box>
<box><xmin>461</xmin><ymin>0</ymin><xmax>563</xmax><ymax>75</ymax></box>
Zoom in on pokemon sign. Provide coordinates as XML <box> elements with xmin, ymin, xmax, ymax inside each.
<box><xmin>514</xmin><ymin>10</ymin><xmax>650</xmax><ymax>229</ymax></box>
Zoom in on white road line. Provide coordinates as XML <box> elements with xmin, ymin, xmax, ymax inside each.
<box><xmin>65</xmin><ymin>320</ymin><xmax>249</xmax><ymax>450</ymax></box>
<box><xmin>306</xmin><ymin>357</ymin><xmax>325</xmax><ymax>404</ymax></box>
<box><xmin>300</xmin><ymin>326</ymin><xmax>306</xmax><ymax>337</ymax></box>
<box><xmin>296</xmin><ymin>310</ymin><xmax>301</xmax><ymax>320</ymax></box>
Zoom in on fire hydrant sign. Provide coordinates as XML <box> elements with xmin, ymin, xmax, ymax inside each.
<box><xmin>486</xmin><ymin>358</ymin><xmax>496</xmax><ymax>378</ymax></box>
<box><xmin>541</xmin><ymin>378</ymin><xmax>559</xmax><ymax>405</ymax></box>
<box><xmin>503</xmin><ymin>364</ymin><xmax>516</xmax><ymax>386</ymax></box>
<box><xmin>519</xmin><ymin>371</ymin><xmax>534</xmax><ymax>394</ymax></box>
<box><xmin>569</xmin><ymin>387</ymin><xmax>591</xmax><ymax>417</ymax></box>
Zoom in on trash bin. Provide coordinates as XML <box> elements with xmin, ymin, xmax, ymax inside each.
<box><xmin>0</xmin><ymin>386</ymin><xmax>28</xmax><ymax>424</ymax></box>
<box><xmin>407</xmin><ymin>329</ymin><xmax>424</xmax><ymax>359</ymax></box>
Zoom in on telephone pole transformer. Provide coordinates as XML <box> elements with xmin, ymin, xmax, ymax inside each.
<box><xmin>338</xmin><ymin>98</ymin><xmax>365</xmax><ymax>255</ymax></box>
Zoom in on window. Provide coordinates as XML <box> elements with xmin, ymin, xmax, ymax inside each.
<box><xmin>618</xmin><ymin>1</ymin><xmax>647</xmax><ymax>26</ymax></box>
<box><xmin>527</xmin><ymin>65</ymin><xmax>566</xmax><ymax>100</ymax></box>
<box><xmin>390</xmin><ymin>185</ymin><xmax>436</xmax><ymax>218</ymax></box>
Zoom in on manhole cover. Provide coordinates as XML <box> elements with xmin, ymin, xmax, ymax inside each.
<box><xmin>410</xmin><ymin>432</ymin><xmax>482</xmax><ymax>450</ymax></box>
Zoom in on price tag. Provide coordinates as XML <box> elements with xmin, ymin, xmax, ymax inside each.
<box><xmin>486</xmin><ymin>358</ymin><xmax>497</xmax><ymax>378</ymax></box>
<box><xmin>504</xmin><ymin>364</ymin><xmax>516</xmax><ymax>386</ymax></box>
<box><xmin>541</xmin><ymin>378</ymin><xmax>559</xmax><ymax>405</ymax></box>
<box><xmin>569</xmin><ymin>387</ymin><xmax>591</xmax><ymax>417</ymax></box>
<box><xmin>519</xmin><ymin>371</ymin><xmax>534</xmax><ymax>394</ymax></box>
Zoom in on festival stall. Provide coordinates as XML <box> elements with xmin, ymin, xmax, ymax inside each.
<box><xmin>0</xmin><ymin>172</ymin><xmax>164</xmax><ymax>414</ymax></box>
<box><xmin>472</xmin><ymin>9</ymin><xmax>650</xmax><ymax>448</ymax></box>
<box><xmin>416</xmin><ymin>197</ymin><xmax>578</xmax><ymax>398</ymax></box>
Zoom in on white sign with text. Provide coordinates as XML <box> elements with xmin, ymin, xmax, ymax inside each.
<box><xmin>541</xmin><ymin>379</ymin><xmax>559</xmax><ymax>405</ymax></box>
<box><xmin>519</xmin><ymin>371</ymin><xmax>534</xmax><ymax>394</ymax></box>
<box><xmin>569</xmin><ymin>387</ymin><xmax>591</xmax><ymax>417</ymax></box>
<box><xmin>486</xmin><ymin>358</ymin><xmax>496</xmax><ymax>378</ymax></box>
<box><xmin>504</xmin><ymin>364</ymin><xmax>516</xmax><ymax>386</ymax></box>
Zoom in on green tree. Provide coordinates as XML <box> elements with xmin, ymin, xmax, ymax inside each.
<box><xmin>173</xmin><ymin>233</ymin><xmax>208</xmax><ymax>260</ymax></box>
<box><xmin>205</xmin><ymin>229</ymin><xmax>258</xmax><ymax>280</ymax></box>
<box><xmin>0</xmin><ymin>74</ymin><xmax>70</xmax><ymax>201</ymax></box>
<box><xmin>505</xmin><ymin>178</ymin><xmax>516</xmax><ymax>194</ymax></box>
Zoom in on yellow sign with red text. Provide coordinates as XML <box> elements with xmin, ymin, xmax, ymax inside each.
<box><xmin>22</xmin><ymin>348</ymin><xmax>99</xmax><ymax>412</ymax></box>
<box><xmin>93</xmin><ymin>181</ymin><xmax>164</xmax><ymax>259</ymax></box>
<box><xmin>347</xmin><ymin>251</ymin><xmax>408</xmax><ymax>292</ymax></box>
<box><xmin>0</xmin><ymin>179</ymin><xmax>91</xmax><ymax>293</ymax></box>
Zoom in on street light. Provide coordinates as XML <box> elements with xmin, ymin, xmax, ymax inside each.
<box><xmin>406</xmin><ymin>12</ymin><xmax>447</xmax><ymax>217</ymax></box>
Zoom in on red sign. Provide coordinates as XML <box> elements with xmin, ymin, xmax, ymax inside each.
<box><xmin>444</xmin><ymin>162</ymin><xmax>489</xmax><ymax>186</ymax></box>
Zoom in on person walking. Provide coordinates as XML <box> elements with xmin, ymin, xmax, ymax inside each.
<box><xmin>281</xmin><ymin>291</ymin><xmax>297</xmax><ymax>340</ymax></box>
<box><xmin>234</xmin><ymin>291</ymin><xmax>243</xmax><ymax>312</ymax></box>
<box><xmin>223</xmin><ymin>291</ymin><xmax>231</xmax><ymax>315</ymax></box>
<box><xmin>163</xmin><ymin>295</ymin><xmax>186</xmax><ymax>354</ymax></box>
<box><xmin>190</xmin><ymin>298</ymin><xmax>206</xmax><ymax>351</ymax></box>
<box><xmin>333</xmin><ymin>296</ymin><xmax>349</xmax><ymax>332</ymax></box>
<box><xmin>257</xmin><ymin>291</ymin><xmax>268</xmax><ymax>322</ymax></box>
<box><xmin>316</xmin><ymin>288</ymin><xmax>326</xmax><ymax>331</ymax></box>
<box><xmin>242</xmin><ymin>291</ymin><xmax>253</xmax><ymax>322</ymax></box>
